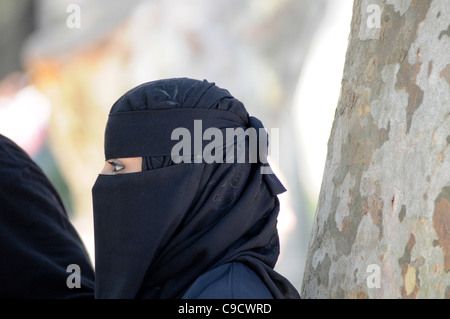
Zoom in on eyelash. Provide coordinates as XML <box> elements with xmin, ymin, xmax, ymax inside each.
<box><xmin>108</xmin><ymin>161</ymin><xmax>125</xmax><ymax>173</ymax></box>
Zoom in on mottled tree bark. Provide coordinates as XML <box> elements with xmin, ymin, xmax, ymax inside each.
<box><xmin>302</xmin><ymin>0</ymin><xmax>450</xmax><ymax>298</ymax></box>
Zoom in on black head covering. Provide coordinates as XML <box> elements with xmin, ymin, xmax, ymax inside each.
<box><xmin>0</xmin><ymin>134</ymin><xmax>95</xmax><ymax>298</ymax></box>
<box><xmin>92</xmin><ymin>78</ymin><xmax>300</xmax><ymax>299</ymax></box>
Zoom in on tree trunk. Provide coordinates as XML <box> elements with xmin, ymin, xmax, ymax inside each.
<box><xmin>301</xmin><ymin>0</ymin><xmax>450</xmax><ymax>299</ymax></box>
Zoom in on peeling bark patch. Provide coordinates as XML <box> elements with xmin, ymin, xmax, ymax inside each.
<box><xmin>368</xmin><ymin>0</ymin><xmax>431</xmax><ymax>103</ymax></box>
<box><xmin>438</xmin><ymin>23</ymin><xmax>450</xmax><ymax>40</ymax></box>
<box><xmin>433</xmin><ymin>186</ymin><xmax>450</xmax><ymax>272</ymax></box>
<box><xmin>386</xmin><ymin>0</ymin><xmax>412</xmax><ymax>17</ymax></box>
<box><xmin>427</xmin><ymin>60</ymin><xmax>433</xmax><ymax>78</ymax></box>
<box><xmin>399</xmin><ymin>233</ymin><xmax>420</xmax><ymax>298</ymax></box>
<box><xmin>404</xmin><ymin>265</ymin><xmax>416</xmax><ymax>295</ymax></box>
<box><xmin>439</xmin><ymin>64</ymin><xmax>450</xmax><ymax>86</ymax></box>
<box><xmin>399</xmin><ymin>233</ymin><xmax>416</xmax><ymax>266</ymax></box>
<box><xmin>363</xmin><ymin>182</ymin><xmax>384</xmax><ymax>240</ymax></box>
<box><xmin>411</xmin><ymin>256</ymin><xmax>425</xmax><ymax>268</ymax></box>
<box><xmin>316</xmin><ymin>254</ymin><xmax>331</xmax><ymax>288</ymax></box>
<box><xmin>328</xmin><ymin>115</ymin><xmax>390</xmax><ymax>256</ymax></box>
<box><xmin>395</xmin><ymin>62</ymin><xmax>424</xmax><ymax>134</ymax></box>
<box><xmin>377</xmin><ymin>0</ymin><xmax>430</xmax><ymax>64</ymax></box>
<box><xmin>398</xmin><ymin>205</ymin><xmax>406</xmax><ymax>222</ymax></box>
<box><xmin>350</xmin><ymin>285</ymin><xmax>368</xmax><ymax>299</ymax></box>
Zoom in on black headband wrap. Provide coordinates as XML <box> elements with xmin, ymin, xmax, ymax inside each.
<box><xmin>104</xmin><ymin>108</ymin><xmax>246</xmax><ymax>160</ymax></box>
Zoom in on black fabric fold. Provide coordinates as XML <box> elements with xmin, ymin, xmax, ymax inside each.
<box><xmin>0</xmin><ymin>134</ymin><xmax>95</xmax><ymax>298</ymax></box>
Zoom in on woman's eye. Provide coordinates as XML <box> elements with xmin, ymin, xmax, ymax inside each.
<box><xmin>113</xmin><ymin>164</ymin><xmax>125</xmax><ymax>172</ymax></box>
<box><xmin>108</xmin><ymin>161</ymin><xmax>125</xmax><ymax>173</ymax></box>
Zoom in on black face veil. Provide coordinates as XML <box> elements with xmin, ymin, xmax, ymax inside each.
<box><xmin>92</xmin><ymin>78</ymin><xmax>300</xmax><ymax>299</ymax></box>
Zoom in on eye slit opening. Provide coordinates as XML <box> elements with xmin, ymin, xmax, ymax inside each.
<box><xmin>107</xmin><ymin>160</ymin><xmax>125</xmax><ymax>173</ymax></box>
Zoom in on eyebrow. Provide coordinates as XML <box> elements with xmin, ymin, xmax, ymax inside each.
<box><xmin>107</xmin><ymin>159</ymin><xmax>124</xmax><ymax>165</ymax></box>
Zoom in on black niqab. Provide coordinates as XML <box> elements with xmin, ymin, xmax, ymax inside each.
<box><xmin>92</xmin><ymin>78</ymin><xmax>300</xmax><ymax>299</ymax></box>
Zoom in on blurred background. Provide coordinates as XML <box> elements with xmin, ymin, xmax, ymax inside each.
<box><xmin>0</xmin><ymin>0</ymin><xmax>353</xmax><ymax>291</ymax></box>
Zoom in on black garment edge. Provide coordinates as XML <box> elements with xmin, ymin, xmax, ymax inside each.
<box><xmin>0</xmin><ymin>134</ymin><xmax>95</xmax><ymax>298</ymax></box>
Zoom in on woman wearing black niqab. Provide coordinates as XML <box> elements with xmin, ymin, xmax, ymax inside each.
<box><xmin>92</xmin><ymin>78</ymin><xmax>300</xmax><ymax>299</ymax></box>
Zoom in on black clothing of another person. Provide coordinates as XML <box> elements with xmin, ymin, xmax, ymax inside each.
<box><xmin>92</xmin><ymin>78</ymin><xmax>300</xmax><ymax>299</ymax></box>
<box><xmin>0</xmin><ymin>134</ymin><xmax>95</xmax><ymax>298</ymax></box>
